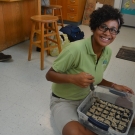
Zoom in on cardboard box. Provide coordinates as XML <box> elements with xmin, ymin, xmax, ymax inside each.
<box><xmin>103</xmin><ymin>0</ymin><xmax>114</xmax><ymax>6</ymax></box>
<box><xmin>97</xmin><ymin>0</ymin><xmax>105</xmax><ymax>4</ymax></box>
<box><xmin>82</xmin><ymin>0</ymin><xmax>96</xmax><ymax>25</ymax></box>
<box><xmin>96</xmin><ymin>0</ymin><xmax>114</xmax><ymax>6</ymax></box>
<box><xmin>82</xmin><ymin>0</ymin><xmax>114</xmax><ymax>25</ymax></box>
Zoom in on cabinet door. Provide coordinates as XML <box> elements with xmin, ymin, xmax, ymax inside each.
<box><xmin>2</xmin><ymin>2</ymin><xmax>24</xmax><ymax>48</ymax></box>
<box><xmin>59</xmin><ymin>0</ymin><xmax>67</xmax><ymax>20</ymax></box>
<box><xmin>0</xmin><ymin>3</ymin><xmax>6</xmax><ymax>50</ymax></box>
<box><xmin>0</xmin><ymin>0</ymin><xmax>37</xmax><ymax>51</ymax></box>
<box><xmin>50</xmin><ymin>0</ymin><xmax>63</xmax><ymax>5</ymax></box>
<box><xmin>50</xmin><ymin>0</ymin><xmax>57</xmax><ymax>5</ymax></box>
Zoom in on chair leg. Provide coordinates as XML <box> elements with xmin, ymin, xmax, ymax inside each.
<box><xmin>28</xmin><ymin>22</ymin><xmax>35</xmax><ymax>61</ymax></box>
<box><xmin>40</xmin><ymin>23</ymin><xmax>45</xmax><ymax>70</ymax></box>
<box><xmin>54</xmin><ymin>22</ymin><xmax>62</xmax><ymax>53</ymax></box>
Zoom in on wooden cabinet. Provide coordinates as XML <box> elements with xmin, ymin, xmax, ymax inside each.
<box><xmin>66</xmin><ymin>0</ymin><xmax>86</xmax><ymax>22</ymax></box>
<box><xmin>50</xmin><ymin>0</ymin><xmax>86</xmax><ymax>23</ymax></box>
<box><xmin>67</xmin><ymin>0</ymin><xmax>79</xmax><ymax>5</ymax></box>
<box><xmin>0</xmin><ymin>0</ymin><xmax>38</xmax><ymax>51</ymax></box>
<box><xmin>50</xmin><ymin>0</ymin><xmax>57</xmax><ymax>5</ymax></box>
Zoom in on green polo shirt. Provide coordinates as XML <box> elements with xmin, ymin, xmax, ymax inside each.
<box><xmin>52</xmin><ymin>37</ymin><xmax>112</xmax><ymax>100</ymax></box>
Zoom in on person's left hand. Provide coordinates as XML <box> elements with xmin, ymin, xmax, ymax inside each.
<box><xmin>113</xmin><ymin>84</ymin><xmax>134</xmax><ymax>95</ymax></box>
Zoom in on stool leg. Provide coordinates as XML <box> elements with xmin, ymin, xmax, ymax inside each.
<box><xmin>52</xmin><ymin>9</ymin><xmax>55</xmax><ymax>16</ymax></box>
<box><xmin>40</xmin><ymin>23</ymin><xmax>45</xmax><ymax>70</ymax></box>
<box><xmin>28</xmin><ymin>22</ymin><xmax>35</xmax><ymax>61</ymax></box>
<box><xmin>59</xmin><ymin>8</ymin><xmax>64</xmax><ymax>27</ymax></box>
<box><xmin>45</xmin><ymin>23</ymin><xmax>50</xmax><ymax>55</ymax></box>
<box><xmin>36</xmin><ymin>22</ymin><xmax>41</xmax><ymax>43</ymax></box>
<box><xmin>54</xmin><ymin>21</ymin><xmax>62</xmax><ymax>53</ymax></box>
<box><xmin>44</xmin><ymin>8</ymin><xmax>47</xmax><ymax>15</ymax></box>
<box><xmin>51</xmin><ymin>9</ymin><xmax>55</xmax><ymax>28</ymax></box>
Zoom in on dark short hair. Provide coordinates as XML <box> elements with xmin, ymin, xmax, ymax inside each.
<box><xmin>89</xmin><ymin>5</ymin><xmax>124</xmax><ymax>31</ymax></box>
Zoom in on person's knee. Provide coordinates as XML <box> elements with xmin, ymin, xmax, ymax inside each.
<box><xmin>62</xmin><ymin>121</ymin><xmax>96</xmax><ymax>135</ymax></box>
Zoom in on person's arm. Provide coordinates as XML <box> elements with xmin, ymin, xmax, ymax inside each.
<box><xmin>46</xmin><ymin>67</ymin><xmax>94</xmax><ymax>88</ymax></box>
<box><xmin>98</xmin><ymin>79</ymin><xmax>134</xmax><ymax>94</ymax></box>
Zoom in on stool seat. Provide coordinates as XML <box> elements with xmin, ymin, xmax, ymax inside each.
<box><xmin>28</xmin><ymin>15</ymin><xmax>62</xmax><ymax>70</ymax></box>
<box><xmin>31</xmin><ymin>15</ymin><xmax>58</xmax><ymax>23</ymax></box>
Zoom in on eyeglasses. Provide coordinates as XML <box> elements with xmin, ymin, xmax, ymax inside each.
<box><xmin>98</xmin><ymin>24</ymin><xmax>119</xmax><ymax>35</ymax></box>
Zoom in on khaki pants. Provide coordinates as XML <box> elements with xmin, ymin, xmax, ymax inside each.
<box><xmin>50</xmin><ymin>95</ymin><xmax>83</xmax><ymax>134</ymax></box>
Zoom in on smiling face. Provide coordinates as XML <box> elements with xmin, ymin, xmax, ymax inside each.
<box><xmin>92</xmin><ymin>20</ymin><xmax>119</xmax><ymax>49</ymax></box>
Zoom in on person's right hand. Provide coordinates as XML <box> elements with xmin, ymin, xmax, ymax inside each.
<box><xmin>71</xmin><ymin>72</ymin><xmax>94</xmax><ymax>88</ymax></box>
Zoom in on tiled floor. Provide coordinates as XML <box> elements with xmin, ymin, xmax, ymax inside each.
<box><xmin>0</xmin><ymin>25</ymin><xmax>135</xmax><ymax>135</ymax></box>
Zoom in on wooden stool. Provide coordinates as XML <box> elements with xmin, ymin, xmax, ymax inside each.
<box><xmin>42</xmin><ymin>5</ymin><xmax>64</xmax><ymax>27</ymax></box>
<box><xmin>28</xmin><ymin>15</ymin><xmax>62</xmax><ymax>70</ymax></box>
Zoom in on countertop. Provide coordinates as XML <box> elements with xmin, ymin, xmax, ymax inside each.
<box><xmin>0</xmin><ymin>0</ymin><xmax>30</xmax><ymax>2</ymax></box>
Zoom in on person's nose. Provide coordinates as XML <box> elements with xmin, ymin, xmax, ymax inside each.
<box><xmin>104</xmin><ymin>29</ymin><xmax>111</xmax><ymax>35</ymax></box>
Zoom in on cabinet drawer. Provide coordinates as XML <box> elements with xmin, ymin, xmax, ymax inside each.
<box><xmin>67</xmin><ymin>6</ymin><xmax>78</xmax><ymax>13</ymax></box>
<box><xmin>67</xmin><ymin>13</ymin><xmax>78</xmax><ymax>21</ymax></box>
<box><xmin>67</xmin><ymin>0</ymin><xmax>79</xmax><ymax>5</ymax></box>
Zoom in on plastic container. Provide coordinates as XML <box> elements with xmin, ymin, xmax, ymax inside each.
<box><xmin>77</xmin><ymin>86</ymin><xmax>135</xmax><ymax>135</ymax></box>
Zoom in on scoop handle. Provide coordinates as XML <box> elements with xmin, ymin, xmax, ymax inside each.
<box><xmin>90</xmin><ymin>83</ymin><xmax>95</xmax><ymax>91</ymax></box>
